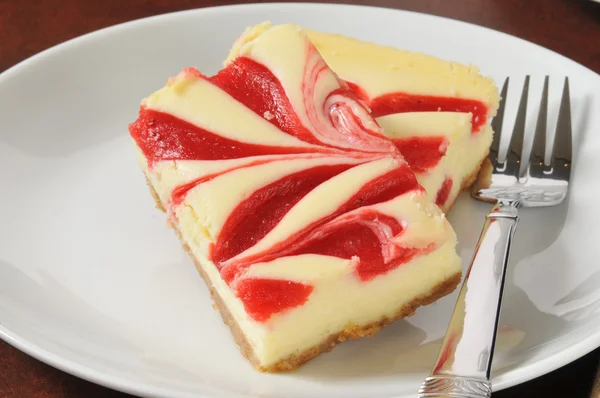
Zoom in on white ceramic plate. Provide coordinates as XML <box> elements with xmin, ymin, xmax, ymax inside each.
<box><xmin>1</xmin><ymin>3</ymin><xmax>600</xmax><ymax>398</ymax></box>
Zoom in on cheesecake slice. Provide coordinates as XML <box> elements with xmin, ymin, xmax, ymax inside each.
<box><xmin>130</xmin><ymin>24</ymin><xmax>462</xmax><ymax>372</ymax></box>
<box><xmin>227</xmin><ymin>24</ymin><xmax>499</xmax><ymax>211</ymax></box>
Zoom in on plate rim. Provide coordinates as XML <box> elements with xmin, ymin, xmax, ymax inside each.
<box><xmin>1</xmin><ymin>2</ymin><xmax>599</xmax><ymax>397</ymax></box>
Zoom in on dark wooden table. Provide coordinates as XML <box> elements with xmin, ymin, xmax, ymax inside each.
<box><xmin>1</xmin><ymin>0</ymin><xmax>599</xmax><ymax>397</ymax></box>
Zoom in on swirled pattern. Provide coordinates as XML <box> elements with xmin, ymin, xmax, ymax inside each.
<box><xmin>227</xmin><ymin>23</ymin><xmax>499</xmax><ymax>211</ymax></box>
<box><xmin>131</xmin><ymin>24</ymin><xmax>460</xmax><ymax>325</ymax></box>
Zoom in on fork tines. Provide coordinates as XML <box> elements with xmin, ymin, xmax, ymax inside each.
<box><xmin>490</xmin><ymin>76</ymin><xmax>572</xmax><ymax>178</ymax></box>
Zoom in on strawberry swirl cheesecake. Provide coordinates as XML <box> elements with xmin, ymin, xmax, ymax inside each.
<box><xmin>129</xmin><ymin>24</ymin><xmax>463</xmax><ymax>371</ymax></box>
<box><xmin>227</xmin><ymin>23</ymin><xmax>499</xmax><ymax>211</ymax></box>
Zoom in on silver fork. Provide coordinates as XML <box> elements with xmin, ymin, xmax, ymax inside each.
<box><xmin>418</xmin><ymin>76</ymin><xmax>572</xmax><ymax>397</ymax></box>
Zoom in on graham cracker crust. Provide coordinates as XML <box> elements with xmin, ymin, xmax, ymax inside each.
<box><xmin>144</xmin><ymin>176</ymin><xmax>461</xmax><ymax>372</ymax></box>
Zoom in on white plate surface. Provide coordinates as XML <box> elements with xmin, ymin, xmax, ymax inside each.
<box><xmin>1</xmin><ymin>3</ymin><xmax>600</xmax><ymax>398</ymax></box>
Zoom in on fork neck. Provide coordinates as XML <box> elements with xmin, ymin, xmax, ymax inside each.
<box><xmin>428</xmin><ymin>201</ymin><xmax>519</xmax><ymax>382</ymax></box>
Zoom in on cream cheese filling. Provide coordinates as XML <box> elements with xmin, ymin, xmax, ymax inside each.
<box><xmin>179</xmin><ymin>212</ymin><xmax>460</xmax><ymax>367</ymax></box>
<box><xmin>138</xmin><ymin>151</ymin><xmax>461</xmax><ymax>367</ymax></box>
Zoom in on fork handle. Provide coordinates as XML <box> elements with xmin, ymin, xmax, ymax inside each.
<box><xmin>418</xmin><ymin>202</ymin><xmax>519</xmax><ymax>398</ymax></box>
